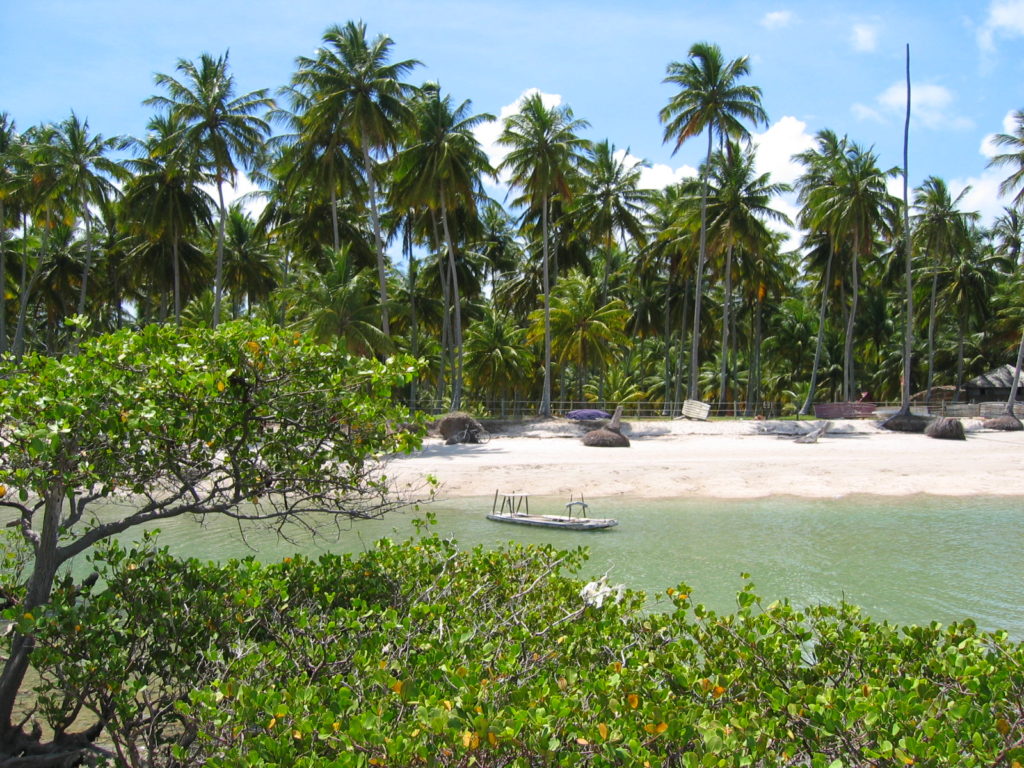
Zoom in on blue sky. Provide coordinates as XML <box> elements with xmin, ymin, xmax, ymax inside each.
<box><xmin>5</xmin><ymin>0</ymin><xmax>1024</xmax><ymax>233</ymax></box>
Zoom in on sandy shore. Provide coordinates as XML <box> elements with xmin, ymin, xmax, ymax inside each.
<box><xmin>388</xmin><ymin>418</ymin><xmax>1024</xmax><ymax>500</ymax></box>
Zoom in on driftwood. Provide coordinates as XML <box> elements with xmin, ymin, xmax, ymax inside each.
<box><xmin>925</xmin><ymin>416</ymin><xmax>966</xmax><ymax>440</ymax></box>
<box><xmin>794</xmin><ymin>421</ymin><xmax>831</xmax><ymax>444</ymax></box>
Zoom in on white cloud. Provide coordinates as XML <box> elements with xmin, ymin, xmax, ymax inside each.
<box><xmin>854</xmin><ymin>82</ymin><xmax>972</xmax><ymax>130</ymax></box>
<box><xmin>980</xmin><ymin>109</ymin><xmax>1021</xmax><ymax>158</ymax></box>
<box><xmin>851</xmin><ymin>22</ymin><xmax>879</xmax><ymax>52</ymax></box>
<box><xmin>953</xmin><ymin>169</ymin><xmax>1008</xmax><ymax>224</ymax></box>
<box><xmin>638</xmin><ymin>162</ymin><xmax>697</xmax><ymax>190</ymax></box>
<box><xmin>761</xmin><ymin>10</ymin><xmax>793</xmax><ymax>29</ymax></box>
<box><xmin>201</xmin><ymin>171</ymin><xmax>266</xmax><ymax>218</ymax></box>
<box><xmin>978</xmin><ymin>0</ymin><xmax>1024</xmax><ymax>50</ymax></box>
<box><xmin>474</xmin><ymin>88</ymin><xmax>563</xmax><ymax>185</ymax></box>
<box><xmin>609</xmin><ymin>147</ymin><xmax>696</xmax><ymax>190</ymax></box>
<box><xmin>751</xmin><ymin>115</ymin><xmax>817</xmax><ymax>185</ymax></box>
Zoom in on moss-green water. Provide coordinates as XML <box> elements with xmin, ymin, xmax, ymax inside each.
<box><xmin>93</xmin><ymin>494</ymin><xmax>1024</xmax><ymax>637</ymax></box>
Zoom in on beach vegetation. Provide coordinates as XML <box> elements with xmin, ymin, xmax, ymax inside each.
<box><xmin>0</xmin><ymin>319</ymin><xmax>428</xmax><ymax>764</ymax></box>
<box><xmin>8</xmin><ymin>534</ymin><xmax>1024</xmax><ymax>766</ymax></box>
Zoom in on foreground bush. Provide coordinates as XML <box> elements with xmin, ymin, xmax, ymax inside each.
<box><xmin>17</xmin><ymin>534</ymin><xmax>1024</xmax><ymax>767</ymax></box>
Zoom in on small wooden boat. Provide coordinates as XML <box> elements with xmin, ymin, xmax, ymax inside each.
<box><xmin>486</xmin><ymin>491</ymin><xmax>618</xmax><ymax>531</ymax></box>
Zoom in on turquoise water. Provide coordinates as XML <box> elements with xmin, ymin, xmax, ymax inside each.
<box><xmin>96</xmin><ymin>494</ymin><xmax>1024</xmax><ymax>638</ymax></box>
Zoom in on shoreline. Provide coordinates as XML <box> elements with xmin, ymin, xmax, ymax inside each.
<box><xmin>388</xmin><ymin>418</ymin><xmax>1024</xmax><ymax>501</ymax></box>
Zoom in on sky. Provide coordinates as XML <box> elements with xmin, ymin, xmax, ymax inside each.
<box><xmin>4</xmin><ymin>0</ymin><xmax>1024</xmax><ymax>242</ymax></box>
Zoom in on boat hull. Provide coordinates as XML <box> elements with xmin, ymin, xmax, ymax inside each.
<box><xmin>486</xmin><ymin>513</ymin><xmax>618</xmax><ymax>531</ymax></box>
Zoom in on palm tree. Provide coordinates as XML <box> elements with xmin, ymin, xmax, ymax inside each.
<box><xmin>0</xmin><ymin>113</ymin><xmax>23</xmax><ymax>354</ymax></box>
<box><xmin>793</xmin><ymin>129</ymin><xmax>847</xmax><ymax>414</ymax></box>
<box><xmin>145</xmin><ymin>51</ymin><xmax>273</xmax><ymax>328</ymax></box>
<box><xmin>290</xmin><ymin>21</ymin><xmax>420</xmax><ymax>336</ymax></box>
<box><xmin>221</xmin><ymin>204</ymin><xmax>278</xmax><ymax>317</ymax></box>
<box><xmin>572</xmin><ymin>139</ymin><xmax>651</xmax><ymax>301</ymax></box>
<box><xmin>988</xmin><ymin>112</ymin><xmax>1024</xmax><ymax>416</ymax></box>
<box><xmin>498</xmin><ymin>92</ymin><xmax>590</xmax><ymax>416</ymax></box>
<box><xmin>48</xmin><ymin>113</ymin><xmax>128</xmax><ymax>319</ymax></box>
<box><xmin>702</xmin><ymin>142</ymin><xmax>790</xmax><ymax>409</ymax></box>
<box><xmin>941</xmin><ymin>226</ymin><xmax>1007</xmax><ymax>399</ymax></box>
<box><xmin>660</xmin><ymin>41</ymin><xmax>767</xmax><ymax>401</ymax></box>
<box><xmin>121</xmin><ymin>114</ymin><xmax>215</xmax><ymax>322</ymax></box>
<box><xmin>529</xmin><ymin>270</ymin><xmax>629</xmax><ymax>403</ymax></box>
<box><xmin>804</xmin><ymin>141</ymin><xmax>898</xmax><ymax>400</ymax></box>
<box><xmin>463</xmin><ymin>307</ymin><xmax>535</xmax><ymax>415</ymax></box>
<box><xmin>297</xmin><ymin>245</ymin><xmax>391</xmax><ymax>356</ymax></box>
<box><xmin>988</xmin><ymin>109</ymin><xmax>1024</xmax><ymax>208</ymax></box>
<box><xmin>912</xmin><ymin>176</ymin><xmax>978</xmax><ymax>401</ymax></box>
<box><xmin>391</xmin><ymin>83</ymin><xmax>493</xmax><ymax>409</ymax></box>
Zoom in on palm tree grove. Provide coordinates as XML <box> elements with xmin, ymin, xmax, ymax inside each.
<box><xmin>2</xmin><ymin>25</ymin><xmax>1024</xmax><ymax>418</ymax></box>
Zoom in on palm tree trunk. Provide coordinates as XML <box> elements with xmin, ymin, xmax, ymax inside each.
<box><xmin>330</xmin><ymin>186</ymin><xmax>340</xmax><ymax>254</ymax></box>
<box><xmin>800</xmin><ymin>245</ymin><xmax>833</xmax><ymax>415</ymax></box>
<box><xmin>718</xmin><ymin>244</ymin><xmax>734</xmax><ymax>411</ymax></box>
<box><xmin>173</xmin><ymin>230</ymin><xmax>182</xmax><ymax>325</ymax></box>
<box><xmin>0</xmin><ymin>200</ymin><xmax>7</xmax><ymax>354</ymax></box>
<box><xmin>440</xmin><ymin>194</ymin><xmax>463</xmax><ymax>411</ymax></box>
<box><xmin>674</xmin><ymin>278</ymin><xmax>690</xmax><ymax>414</ymax></box>
<box><xmin>14</xmin><ymin>211</ymin><xmax>48</xmax><ymax>361</ymax></box>
<box><xmin>76</xmin><ymin>197</ymin><xmax>94</xmax><ymax>317</ymax></box>
<box><xmin>1006</xmin><ymin>329</ymin><xmax>1024</xmax><ymax>417</ymax></box>
<box><xmin>842</xmin><ymin>234</ymin><xmax>861</xmax><ymax>402</ymax></box>
<box><xmin>661</xmin><ymin>271</ymin><xmax>673</xmax><ymax>414</ymax></box>
<box><xmin>689</xmin><ymin>129</ymin><xmax>714</xmax><ymax>401</ymax></box>
<box><xmin>954</xmin><ymin>316</ymin><xmax>965</xmax><ymax>402</ymax></box>
<box><xmin>212</xmin><ymin>176</ymin><xmax>228</xmax><ymax>329</ymax></box>
<box><xmin>899</xmin><ymin>47</ymin><xmax>914</xmax><ymax>416</ymax></box>
<box><xmin>360</xmin><ymin>142</ymin><xmax>390</xmax><ymax>336</ymax></box>
<box><xmin>925</xmin><ymin>271</ymin><xmax>938</xmax><ymax>401</ymax></box>
<box><xmin>539</xmin><ymin>197</ymin><xmax>552</xmax><ymax>417</ymax></box>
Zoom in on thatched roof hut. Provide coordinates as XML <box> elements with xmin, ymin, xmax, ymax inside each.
<box><xmin>581</xmin><ymin>405</ymin><xmax>630</xmax><ymax>447</ymax></box>
<box><xmin>964</xmin><ymin>364</ymin><xmax>1024</xmax><ymax>403</ymax></box>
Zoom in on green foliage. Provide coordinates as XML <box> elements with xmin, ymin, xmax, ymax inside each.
<box><xmin>20</xmin><ymin>536</ymin><xmax>1024</xmax><ymax>767</ymax></box>
<box><xmin>0</xmin><ymin>319</ymin><xmax>426</xmax><ymax>519</ymax></box>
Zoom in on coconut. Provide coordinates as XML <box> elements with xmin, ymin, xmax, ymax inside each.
<box><xmin>925</xmin><ymin>416</ymin><xmax>966</xmax><ymax>440</ymax></box>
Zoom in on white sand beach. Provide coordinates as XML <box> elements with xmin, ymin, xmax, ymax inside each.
<box><xmin>388</xmin><ymin>418</ymin><xmax>1024</xmax><ymax>500</ymax></box>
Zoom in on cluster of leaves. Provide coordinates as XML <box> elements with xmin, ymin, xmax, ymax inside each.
<box><xmin>0</xmin><ymin>319</ymin><xmax>427</xmax><ymax>531</ymax></box>
<box><xmin>14</xmin><ymin>533</ymin><xmax>1024</xmax><ymax>767</ymax></box>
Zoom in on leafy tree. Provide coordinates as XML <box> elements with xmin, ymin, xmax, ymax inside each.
<box><xmin>146</xmin><ymin>52</ymin><xmax>274</xmax><ymax>328</ymax></box>
<box><xmin>15</xmin><ymin>536</ymin><xmax>1024</xmax><ymax>767</ymax></box>
<box><xmin>0</xmin><ymin>320</ymin><xmax>426</xmax><ymax>763</ymax></box>
<box><xmin>660</xmin><ymin>41</ymin><xmax>767</xmax><ymax>401</ymax></box>
<box><xmin>498</xmin><ymin>93</ymin><xmax>590</xmax><ymax>416</ymax></box>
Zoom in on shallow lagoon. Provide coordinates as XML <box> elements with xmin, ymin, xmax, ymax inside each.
<box><xmin>100</xmin><ymin>493</ymin><xmax>1024</xmax><ymax>638</ymax></box>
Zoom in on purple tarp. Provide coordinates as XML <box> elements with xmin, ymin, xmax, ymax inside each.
<box><xmin>565</xmin><ymin>409</ymin><xmax>612</xmax><ymax>420</ymax></box>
